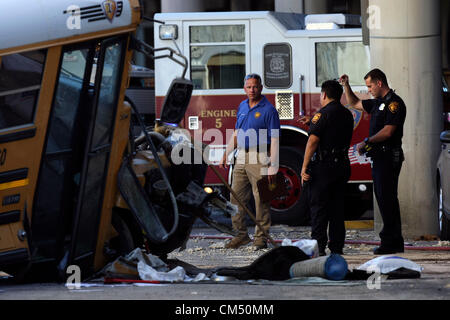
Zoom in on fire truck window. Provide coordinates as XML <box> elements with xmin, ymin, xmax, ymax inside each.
<box><xmin>190</xmin><ymin>25</ymin><xmax>245</xmax><ymax>43</ymax></box>
<box><xmin>264</xmin><ymin>43</ymin><xmax>292</xmax><ymax>88</ymax></box>
<box><xmin>315</xmin><ymin>42</ymin><xmax>370</xmax><ymax>87</ymax></box>
<box><xmin>190</xmin><ymin>25</ymin><xmax>246</xmax><ymax>90</ymax></box>
<box><xmin>0</xmin><ymin>50</ymin><xmax>46</xmax><ymax>130</ymax></box>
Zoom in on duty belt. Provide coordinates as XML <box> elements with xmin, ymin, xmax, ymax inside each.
<box><xmin>312</xmin><ymin>147</ymin><xmax>349</xmax><ymax>162</ymax></box>
<box><xmin>368</xmin><ymin>144</ymin><xmax>404</xmax><ymax>162</ymax></box>
<box><xmin>368</xmin><ymin>144</ymin><xmax>401</xmax><ymax>155</ymax></box>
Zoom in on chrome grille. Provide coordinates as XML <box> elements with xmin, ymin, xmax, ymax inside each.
<box><xmin>275</xmin><ymin>91</ymin><xmax>294</xmax><ymax>120</ymax></box>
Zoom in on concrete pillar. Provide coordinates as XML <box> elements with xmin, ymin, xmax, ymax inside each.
<box><xmin>161</xmin><ymin>0</ymin><xmax>204</xmax><ymax>12</ymax></box>
<box><xmin>304</xmin><ymin>0</ymin><xmax>328</xmax><ymax>14</ymax></box>
<box><xmin>369</xmin><ymin>0</ymin><xmax>442</xmax><ymax>238</ymax></box>
<box><xmin>275</xmin><ymin>0</ymin><xmax>304</xmax><ymax>13</ymax></box>
<box><xmin>442</xmin><ymin>0</ymin><xmax>450</xmax><ymax>69</ymax></box>
<box><xmin>231</xmin><ymin>0</ymin><xmax>252</xmax><ymax>11</ymax></box>
<box><xmin>274</xmin><ymin>0</ymin><xmax>328</xmax><ymax>14</ymax></box>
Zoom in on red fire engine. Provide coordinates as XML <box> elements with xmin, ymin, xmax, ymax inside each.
<box><xmin>153</xmin><ymin>11</ymin><xmax>373</xmax><ymax>225</ymax></box>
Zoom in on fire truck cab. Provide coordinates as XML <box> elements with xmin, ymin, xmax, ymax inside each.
<box><xmin>154</xmin><ymin>11</ymin><xmax>373</xmax><ymax>225</ymax></box>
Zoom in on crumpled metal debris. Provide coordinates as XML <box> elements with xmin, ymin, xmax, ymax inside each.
<box><xmin>100</xmin><ymin>248</ymin><xmax>208</xmax><ymax>282</ymax></box>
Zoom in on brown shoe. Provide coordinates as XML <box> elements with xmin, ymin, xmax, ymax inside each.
<box><xmin>225</xmin><ymin>235</ymin><xmax>251</xmax><ymax>249</ymax></box>
<box><xmin>253</xmin><ymin>238</ymin><xmax>268</xmax><ymax>250</ymax></box>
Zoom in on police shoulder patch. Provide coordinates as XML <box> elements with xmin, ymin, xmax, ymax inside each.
<box><xmin>311</xmin><ymin>113</ymin><xmax>322</xmax><ymax>124</ymax></box>
<box><xmin>388</xmin><ymin>102</ymin><xmax>399</xmax><ymax>114</ymax></box>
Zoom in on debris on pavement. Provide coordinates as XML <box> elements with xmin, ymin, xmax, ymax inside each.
<box><xmin>414</xmin><ymin>235</ymin><xmax>440</xmax><ymax>241</ymax></box>
<box><xmin>138</xmin><ymin>265</ymin><xmax>187</xmax><ymax>282</ymax></box>
<box><xmin>98</xmin><ymin>248</ymin><xmax>211</xmax><ymax>283</ymax></box>
<box><xmin>215</xmin><ymin>246</ymin><xmax>310</xmax><ymax>281</ymax></box>
<box><xmin>347</xmin><ymin>255</ymin><xmax>424</xmax><ymax>280</ymax></box>
<box><xmin>435</xmin><ymin>240</ymin><xmax>450</xmax><ymax>247</ymax></box>
<box><xmin>357</xmin><ymin>255</ymin><xmax>423</xmax><ymax>274</ymax></box>
<box><xmin>89</xmin><ymin>226</ymin><xmax>436</xmax><ymax>286</ymax></box>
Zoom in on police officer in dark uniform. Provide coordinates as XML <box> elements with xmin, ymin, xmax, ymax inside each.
<box><xmin>301</xmin><ymin>80</ymin><xmax>354</xmax><ymax>256</ymax></box>
<box><xmin>340</xmin><ymin>69</ymin><xmax>406</xmax><ymax>254</ymax></box>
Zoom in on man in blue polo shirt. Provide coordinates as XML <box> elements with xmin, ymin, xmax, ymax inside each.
<box><xmin>219</xmin><ymin>73</ymin><xmax>280</xmax><ymax>250</ymax></box>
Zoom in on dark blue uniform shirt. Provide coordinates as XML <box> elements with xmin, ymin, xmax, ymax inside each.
<box><xmin>308</xmin><ymin>101</ymin><xmax>354</xmax><ymax>152</ymax></box>
<box><xmin>235</xmin><ymin>96</ymin><xmax>280</xmax><ymax>149</ymax></box>
<box><xmin>362</xmin><ymin>90</ymin><xmax>407</xmax><ymax>148</ymax></box>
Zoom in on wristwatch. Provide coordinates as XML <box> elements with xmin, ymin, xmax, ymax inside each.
<box><xmin>364</xmin><ymin>137</ymin><xmax>370</xmax><ymax>144</ymax></box>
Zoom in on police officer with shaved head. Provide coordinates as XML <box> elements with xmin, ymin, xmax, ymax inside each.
<box><xmin>301</xmin><ymin>80</ymin><xmax>354</xmax><ymax>256</ymax></box>
<box><xmin>340</xmin><ymin>69</ymin><xmax>406</xmax><ymax>255</ymax></box>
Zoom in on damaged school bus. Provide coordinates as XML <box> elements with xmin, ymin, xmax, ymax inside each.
<box><xmin>0</xmin><ymin>0</ymin><xmax>234</xmax><ymax>281</ymax></box>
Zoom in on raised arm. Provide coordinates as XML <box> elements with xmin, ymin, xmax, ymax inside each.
<box><xmin>339</xmin><ymin>74</ymin><xmax>364</xmax><ymax>112</ymax></box>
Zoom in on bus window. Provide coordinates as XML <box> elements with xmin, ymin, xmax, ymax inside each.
<box><xmin>189</xmin><ymin>25</ymin><xmax>245</xmax><ymax>90</ymax></box>
<box><xmin>315</xmin><ymin>41</ymin><xmax>369</xmax><ymax>87</ymax></box>
<box><xmin>0</xmin><ymin>50</ymin><xmax>46</xmax><ymax>130</ymax></box>
<box><xmin>32</xmin><ymin>47</ymin><xmax>91</xmax><ymax>259</ymax></box>
<box><xmin>92</xmin><ymin>41</ymin><xmax>125</xmax><ymax>148</ymax></box>
<box><xmin>45</xmin><ymin>49</ymin><xmax>89</xmax><ymax>153</ymax></box>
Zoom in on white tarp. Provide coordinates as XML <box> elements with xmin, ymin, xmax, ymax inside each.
<box><xmin>281</xmin><ymin>239</ymin><xmax>319</xmax><ymax>258</ymax></box>
<box><xmin>357</xmin><ymin>256</ymin><xmax>424</xmax><ymax>274</ymax></box>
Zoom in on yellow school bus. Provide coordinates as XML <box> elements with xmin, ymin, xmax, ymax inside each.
<box><xmin>0</xmin><ymin>0</ymin><xmax>227</xmax><ymax>281</ymax></box>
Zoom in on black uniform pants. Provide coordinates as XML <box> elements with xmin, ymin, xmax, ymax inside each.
<box><xmin>372</xmin><ymin>150</ymin><xmax>404</xmax><ymax>249</ymax></box>
<box><xmin>307</xmin><ymin>159</ymin><xmax>351</xmax><ymax>253</ymax></box>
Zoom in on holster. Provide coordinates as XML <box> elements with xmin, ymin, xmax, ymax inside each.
<box><xmin>367</xmin><ymin>144</ymin><xmax>404</xmax><ymax>163</ymax></box>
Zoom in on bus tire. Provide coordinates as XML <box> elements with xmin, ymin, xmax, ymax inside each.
<box><xmin>110</xmin><ymin>209</ymin><xmax>143</xmax><ymax>258</ymax></box>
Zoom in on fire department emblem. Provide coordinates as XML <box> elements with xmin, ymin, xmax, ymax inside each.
<box><xmin>311</xmin><ymin>113</ymin><xmax>321</xmax><ymax>125</ymax></box>
<box><xmin>347</xmin><ymin>106</ymin><xmax>362</xmax><ymax>130</ymax></box>
<box><xmin>102</xmin><ymin>0</ymin><xmax>117</xmax><ymax>22</ymax></box>
<box><xmin>388</xmin><ymin>102</ymin><xmax>399</xmax><ymax>114</ymax></box>
<box><xmin>270</xmin><ymin>56</ymin><xmax>285</xmax><ymax>73</ymax></box>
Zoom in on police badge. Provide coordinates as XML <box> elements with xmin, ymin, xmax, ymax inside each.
<box><xmin>311</xmin><ymin>113</ymin><xmax>322</xmax><ymax>124</ymax></box>
<box><xmin>389</xmin><ymin>102</ymin><xmax>399</xmax><ymax>113</ymax></box>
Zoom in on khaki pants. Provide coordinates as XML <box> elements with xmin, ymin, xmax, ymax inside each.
<box><xmin>230</xmin><ymin>150</ymin><xmax>271</xmax><ymax>240</ymax></box>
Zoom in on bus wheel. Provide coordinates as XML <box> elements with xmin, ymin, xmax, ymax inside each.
<box><xmin>270</xmin><ymin>147</ymin><xmax>310</xmax><ymax>226</ymax></box>
<box><xmin>110</xmin><ymin>209</ymin><xmax>143</xmax><ymax>258</ymax></box>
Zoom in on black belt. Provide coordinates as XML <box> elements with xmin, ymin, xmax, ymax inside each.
<box><xmin>369</xmin><ymin>144</ymin><xmax>401</xmax><ymax>154</ymax></box>
<box><xmin>312</xmin><ymin>148</ymin><xmax>349</xmax><ymax>162</ymax></box>
<box><xmin>379</xmin><ymin>145</ymin><xmax>401</xmax><ymax>152</ymax></box>
<box><xmin>369</xmin><ymin>145</ymin><xmax>404</xmax><ymax>162</ymax></box>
